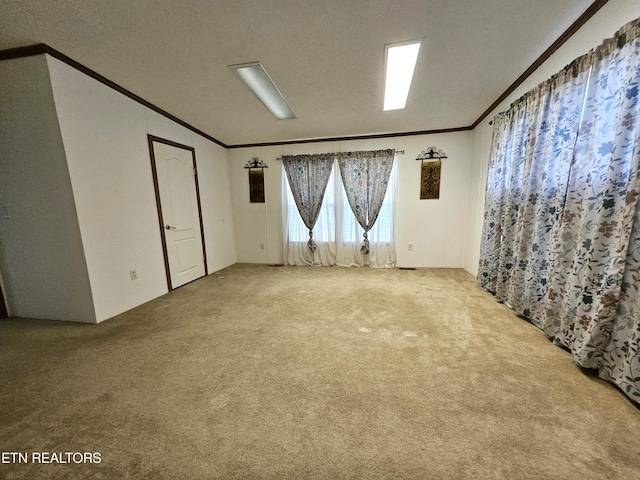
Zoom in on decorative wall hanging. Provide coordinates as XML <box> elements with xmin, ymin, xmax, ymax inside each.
<box><xmin>244</xmin><ymin>157</ymin><xmax>268</xmax><ymax>203</ymax></box>
<box><xmin>417</xmin><ymin>147</ymin><xmax>447</xmax><ymax>199</ymax></box>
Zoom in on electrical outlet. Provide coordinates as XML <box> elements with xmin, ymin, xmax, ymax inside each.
<box><xmin>129</xmin><ymin>270</ymin><xmax>138</xmax><ymax>280</ymax></box>
<box><xmin>408</xmin><ymin>243</ymin><xmax>413</xmax><ymax>251</ymax></box>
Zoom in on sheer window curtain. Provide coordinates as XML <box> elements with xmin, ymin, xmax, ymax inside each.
<box><xmin>283</xmin><ymin>156</ymin><xmax>397</xmax><ymax>267</ymax></box>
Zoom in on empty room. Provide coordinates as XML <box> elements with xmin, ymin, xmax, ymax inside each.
<box><xmin>1</xmin><ymin>0</ymin><xmax>640</xmax><ymax>478</ymax></box>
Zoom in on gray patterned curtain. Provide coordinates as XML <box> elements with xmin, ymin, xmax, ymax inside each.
<box><xmin>542</xmin><ymin>19</ymin><xmax>640</xmax><ymax>376</ymax></box>
<box><xmin>282</xmin><ymin>154</ymin><xmax>334</xmax><ymax>252</ymax></box>
<box><xmin>477</xmin><ymin>17</ymin><xmax>640</xmax><ymax>404</ymax></box>
<box><xmin>477</xmin><ymin>111</ymin><xmax>513</xmax><ymax>292</ymax></box>
<box><xmin>601</xmin><ymin>202</ymin><xmax>640</xmax><ymax>400</ymax></box>
<box><xmin>337</xmin><ymin>149</ymin><xmax>394</xmax><ymax>254</ymax></box>
<box><xmin>490</xmin><ymin>97</ymin><xmax>530</xmax><ymax>301</ymax></box>
<box><xmin>498</xmin><ymin>57</ymin><xmax>592</xmax><ymax>322</ymax></box>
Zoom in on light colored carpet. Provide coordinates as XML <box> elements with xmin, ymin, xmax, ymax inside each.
<box><xmin>1</xmin><ymin>264</ymin><xmax>639</xmax><ymax>479</ymax></box>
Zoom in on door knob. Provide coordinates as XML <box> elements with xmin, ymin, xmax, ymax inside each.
<box><xmin>165</xmin><ymin>225</ymin><xmax>176</xmax><ymax>230</ymax></box>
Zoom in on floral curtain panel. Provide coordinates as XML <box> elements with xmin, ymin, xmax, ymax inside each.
<box><xmin>478</xmin><ymin>112</ymin><xmax>513</xmax><ymax>293</ymax></box>
<box><xmin>501</xmin><ymin>58</ymin><xmax>592</xmax><ymax>323</ymax></box>
<box><xmin>337</xmin><ymin>149</ymin><xmax>395</xmax><ymax>254</ymax></box>
<box><xmin>478</xmin><ymin>17</ymin><xmax>640</xmax><ymax>403</ymax></box>
<box><xmin>601</xmin><ymin>204</ymin><xmax>640</xmax><ymax>400</ymax></box>
<box><xmin>491</xmin><ymin>98</ymin><xmax>530</xmax><ymax>304</ymax></box>
<box><xmin>542</xmin><ymin>22</ymin><xmax>640</xmax><ymax>371</ymax></box>
<box><xmin>282</xmin><ymin>154</ymin><xmax>334</xmax><ymax>253</ymax></box>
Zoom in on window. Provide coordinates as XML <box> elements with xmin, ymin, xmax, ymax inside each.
<box><xmin>342</xmin><ymin>160</ymin><xmax>396</xmax><ymax>243</ymax></box>
<box><xmin>286</xmin><ymin>158</ymin><xmax>396</xmax><ymax>244</ymax></box>
<box><xmin>286</xmin><ymin>165</ymin><xmax>335</xmax><ymax>242</ymax></box>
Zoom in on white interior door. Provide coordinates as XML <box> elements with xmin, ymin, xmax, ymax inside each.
<box><xmin>150</xmin><ymin>139</ymin><xmax>206</xmax><ymax>289</ymax></box>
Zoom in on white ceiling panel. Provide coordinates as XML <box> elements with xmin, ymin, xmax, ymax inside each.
<box><xmin>0</xmin><ymin>0</ymin><xmax>602</xmax><ymax>146</ymax></box>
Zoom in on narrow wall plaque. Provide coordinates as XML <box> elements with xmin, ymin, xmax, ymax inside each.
<box><xmin>245</xmin><ymin>157</ymin><xmax>268</xmax><ymax>203</ymax></box>
<box><xmin>420</xmin><ymin>160</ymin><xmax>441</xmax><ymax>199</ymax></box>
<box><xmin>249</xmin><ymin>169</ymin><xmax>265</xmax><ymax>203</ymax></box>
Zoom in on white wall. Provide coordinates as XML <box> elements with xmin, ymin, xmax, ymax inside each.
<box><xmin>0</xmin><ymin>56</ymin><xmax>96</xmax><ymax>322</ymax></box>
<box><xmin>462</xmin><ymin>0</ymin><xmax>640</xmax><ymax>276</ymax></box>
<box><xmin>191</xmin><ymin>134</ymin><xmax>237</xmax><ymax>273</ymax></box>
<box><xmin>229</xmin><ymin>132</ymin><xmax>471</xmax><ymax>268</ymax></box>
<box><xmin>0</xmin><ymin>54</ymin><xmax>236</xmax><ymax>324</ymax></box>
<box><xmin>140</xmin><ymin>102</ymin><xmax>237</xmax><ymax>273</ymax></box>
<box><xmin>47</xmin><ymin>56</ymin><xmax>165</xmax><ymax>323</ymax></box>
<box><xmin>4</xmin><ymin>1</ymin><xmax>631</xmax><ymax>323</ymax></box>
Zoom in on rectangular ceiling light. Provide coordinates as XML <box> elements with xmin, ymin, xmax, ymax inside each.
<box><xmin>229</xmin><ymin>62</ymin><xmax>296</xmax><ymax>120</ymax></box>
<box><xmin>383</xmin><ymin>40</ymin><xmax>422</xmax><ymax>111</ymax></box>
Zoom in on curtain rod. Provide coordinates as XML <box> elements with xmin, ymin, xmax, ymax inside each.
<box><xmin>276</xmin><ymin>150</ymin><xmax>404</xmax><ymax>161</ymax></box>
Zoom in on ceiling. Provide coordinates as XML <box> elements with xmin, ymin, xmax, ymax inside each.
<box><xmin>0</xmin><ymin>0</ymin><xmax>596</xmax><ymax>146</ymax></box>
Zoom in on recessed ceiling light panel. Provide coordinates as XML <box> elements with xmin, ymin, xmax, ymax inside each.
<box><xmin>383</xmin><ymin>40</ymin><xmax>422</xmax><ymax>111</ymax></box>
<box><xmin>229</xmin><ymin>62</ymin><xmax>296</xmax><ymax>120</ymax></box>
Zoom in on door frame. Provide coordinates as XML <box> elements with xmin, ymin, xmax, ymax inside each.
<box><xmin>0</xmin><ymin>282</ymin><xmax>7</xmax><ymax>319</ymax></box>
<box><xmin>147</xmin><ymin>135</ymin><xmax>208</xmax><ymax>291</ymax></box>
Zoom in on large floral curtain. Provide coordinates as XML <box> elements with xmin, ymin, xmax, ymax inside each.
<box><xmin>282</xmin><ymin>154</ymin><xmax>334</xmax><ymax>253</ymax></box>
<box><xmin>337</xmin><ymin>150</ymin><xmax>395</xmax><ymax>254</ymax></box>
<box><xmin>500</xmin><ymin>58</ymin><xmax>592</xmax><ymax>322</ymax></box>
<box><xmin>478</xmin><ymin>17</ymin><xmax>640</xmax><ymax>404</ymax></box>
<box><xmin>542</xmin><ymin>18</ymin><xmax>640</xmax><ymax>371</ymax></box>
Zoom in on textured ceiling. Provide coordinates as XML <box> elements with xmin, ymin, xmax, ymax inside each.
<box><xmin>0</xmin><ymin>0</ymin><xmax>596</xmax><ymax>146</ymax></box>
